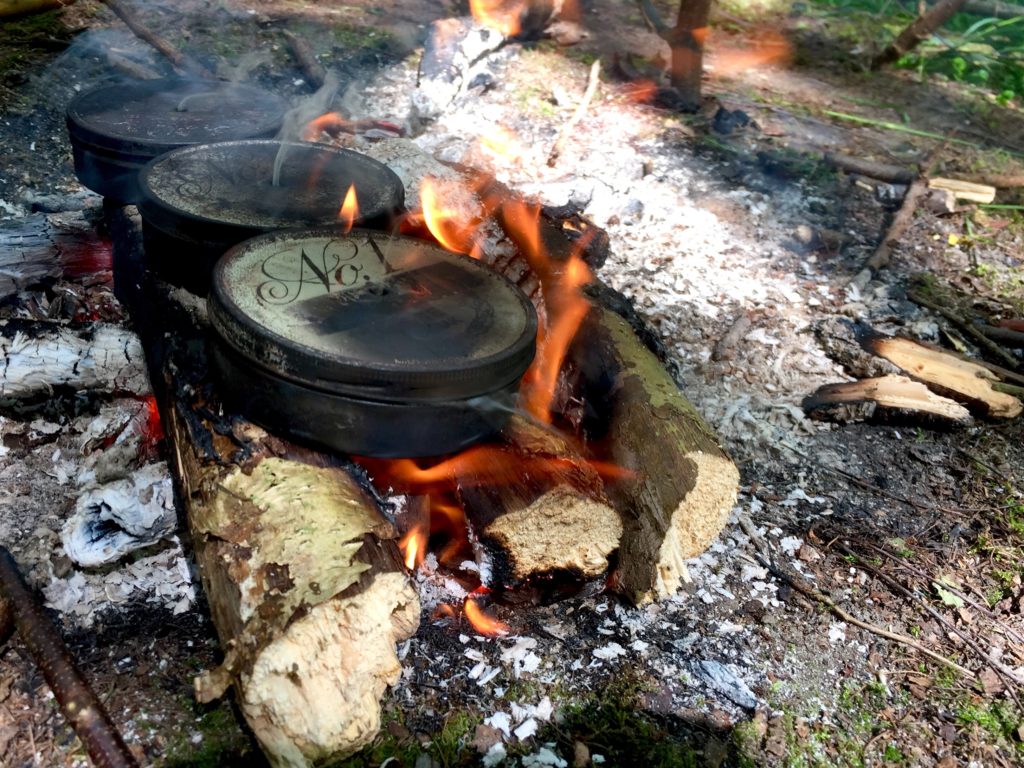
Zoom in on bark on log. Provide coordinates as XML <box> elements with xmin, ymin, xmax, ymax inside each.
<box><xmin>860</xmin><ymin>332</ymin><xmax>1023</xmax><ymax>419</ymax></box>
<box><xmin>872</xmin><ymin>0</ymin><xmax>970</xmax><ymax>69</ymax></box>
<box><xmin>566</xmin><ymin>306</ymin><xmax>740</xmax><ymax>603</ymax></box>
<box><xmin>0</xmin><ymin>320</ymin><xmax>148</xmax><ymax>400</ymax></box>
<box><xmin>0</xmin><ymin>210</ymin><xmax>111</xmax><ymax>299</ymax></box>
<box><xmin>459</xmin><ymin>417</ymin><xmax>623</xmax><ymax>589</ymax></box>
<box><xmin>803</xmin><ymin>375</ymin><xmax>973</xmax><ymax>425</ymax></box>
<box><xmin>106</xmin><ymin>207</ymin><xmax>420</xmax><ymax>768</ymax></box>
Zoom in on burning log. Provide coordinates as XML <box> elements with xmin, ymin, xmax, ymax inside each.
<box><xmin>803</xmin><ymin>375</ymin><xmax>973</xmax><ymax>425</ymax></box>
<box><xmin>566</xmin><ymin>305</ymin><xmax>740</xmax><ymax>603</ymax></box>
<box><xmin>860</xmin><ymin>331</ymin><xmax>1023</xmax><ymax>419</ymax></box>
<box><xmin>106</xmin><ymin>208</ymin><xmax>419</xmax><ymax>767</ymax></box>
<box><xmin>0</xmin><ymin>210</ymin><xmax>112</xmax><ymax>299</ymax></box>
<box><xmin>0</xmin><ymin>320</ymin><xmax>148</xmax><ymax>401</ymax></box>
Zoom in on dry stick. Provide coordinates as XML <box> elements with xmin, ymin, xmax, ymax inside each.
<box><xmin>99</xmin><ymin>0</ymin><xmax>212</xmax><ymax>79</ymax></box>
<box><xmin>282</xmin><ymin>29</ymin><xmax>326</xmax><ymax>89</ymax></box>
<box><xmin>0</xmin><ymin>546</ymin><xmax>139</xmax><ymax>768</ymax></box>
<box><xmin>736</xmin><ymin>518</ymin><xmax>974</xmax><ymax>679</ymax></box>
<box><xmin>836</xmin><ymin>543</ymin><xmax>1021</xmax><ymax>705</ymax></box>
<box><xmin>548</xmin><ymin>58</ymin><xmax>601</xmax><ymax>167</ymax></box>
<box><xmin>906</xmin><ymin>287</ymin><xmax>1022</xmax><ymax>371</ymax></box>
<box><xmin>823</xmin><ymin>152</ymin><xmax>917</xmax><ymax>185</ymax></box>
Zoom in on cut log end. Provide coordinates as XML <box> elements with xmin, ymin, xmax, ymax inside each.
<box><xmin>481</xmin><ymin>487</ymin><xmax>622</xmax><ymax>582</ymax></box>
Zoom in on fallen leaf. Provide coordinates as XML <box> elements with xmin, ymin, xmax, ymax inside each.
<box><xmin>933</xmin><ymin>583</ymin><xmax>964</xmax><ymax>609</ymax></box>
<box><xmin>978</xmin><ymin>668</ymin><xmax>1004</xmax><ymax>696</ymax></box>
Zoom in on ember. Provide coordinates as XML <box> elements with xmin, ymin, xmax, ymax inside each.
<box><xmin>464</xmin><ymin>590</ymin><xmax>511</xmax><ymax>636</ymax></box>
<box><xmin>469</xmin><ymin>0</ymin><xmax>526</xmax><ymax>36</ymax></box>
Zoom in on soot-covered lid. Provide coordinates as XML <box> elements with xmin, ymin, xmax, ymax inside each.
<box><xmin>66</xmin><ymin>78</ymin><xmax>287</xmax><ymax>156</ymax></box>
<box><xmin>209</xmin><ymin>229</ymin><xmax>538</xmax><ymax>401</ymax></box>
<box><xmin>138</xmin><ymin>140</ymin><xmax>404</xmax><ymax>234</ymax></box>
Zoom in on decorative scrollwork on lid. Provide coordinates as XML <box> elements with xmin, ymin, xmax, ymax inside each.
<box><xmin>255</xmin><ymin>238</ymin><xmax>362</xmax><ymax>305</ymax></box>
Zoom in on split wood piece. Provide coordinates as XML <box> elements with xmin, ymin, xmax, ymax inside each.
<box><xmin>823</xmin><ymin>152</ymin><xmax>916</xmax><ymax>185</ymax></box>
<box><xmin>871</xmin><ymin>0</ymin><xmax>970</xmax><ymax>69</ymax></box>
<box><xmin>803</xmin><ymin>375</ymin><xmax>973</xmax><ymax>425</ymax></box>
<box><xmin>565</xmin><ymin>305</ymin><xmax>740</xmax><ymax>603</ymax></box>
<box><xmin>927</xmin><ymin>177</ymin><xmax>996</xmax><ymax>204</ymax></box>
<box><xmin>105</xmin><ymin>207</ymin><xmax>420</xmax><ymax>768</ymax></box>
<box><xmin>0</xmin><ymin>545</ymin><xmax>139</xmax><ymax>768</ymax></box>
<box><xmin>0</xmin><ymin>210</ymin><xmax>111</xmax><ymax>300</ymax></box>
<box><xmin>282</xmin><ymin>29</ymin><xmax>326</xmax><ymax>89</ymax></box>
<box><xmin>98</xmin><ymin>0</ymin><xmax>213</xmax><ymax>80</ymax></box>
<box><xmin>0</xmin><ymin>0</ymin><xmax>73</xmax><ymax>17</ymax></box>
<box><xmin>860</xmin><ymin>332</ymin><xmax>1023</xmax><ymax>418</ymax></box>
<box><xmin>458</xmin><ymin>416</ymin><xmax>622</xmax><ymax>589</ymax></box>
<box><xmin>0</xmin><ymin>319</ymin><xmax>149</xmax><ymax>400</ymax></box>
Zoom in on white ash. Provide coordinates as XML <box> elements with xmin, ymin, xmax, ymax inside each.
<box><xmin>62</xmin><ymin>462</ymin><xmax>176</xmax><ymax>567</ymax></box>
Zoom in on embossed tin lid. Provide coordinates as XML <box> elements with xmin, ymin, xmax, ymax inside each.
<box><xmin>66</xmin><ymin>78</ymin><xmax>287</xmax><ymax>157</ymax></box>
<box><xmin>137</xmin><ymin>140</ymin><xmax>404</xmax><ymax>239</ymax></box>
<box><xmin>208</xmin><ymin>228</ymin><xmax>538</xmax><ymax>401</ymax></box>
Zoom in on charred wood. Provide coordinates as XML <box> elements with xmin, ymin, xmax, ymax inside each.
<box><xmin>0</xmin><ymin>319</ymin><xmax>148</xmax><ymax>401</ymax></box>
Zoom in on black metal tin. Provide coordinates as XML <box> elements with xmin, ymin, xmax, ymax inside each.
<box><xmin>208</xmin><ymin>228</ymin><xmax>537</xmax><ymax>458</ymax></box>
<box><xmin>66</xmin><ymin>78</ymin><xmax>287</xmax><ymax>203</ymax></box>
<box><xmin>137</xmin><ymin>140</ymin><xmax>406</xmax><ymax>294</ymax></box>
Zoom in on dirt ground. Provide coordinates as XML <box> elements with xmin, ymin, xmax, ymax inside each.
<box><xmin>1</xmin><ymin>1</ymin><xmax>1023</xmax><ymax>766</ymax></box>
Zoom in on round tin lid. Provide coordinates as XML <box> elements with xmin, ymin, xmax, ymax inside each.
<box><xmin>138</xmin><ymin>140</ymin><xmax>404</xmax><ymax>234</ymax></box>
<box><xmin>209</xmin><ymin>229</ymin><xmax>538</xmax><ymax>401</ymax></box>
<box><xmin>66</xmin><ymin>79</ymin><xmax>287</xmax><ymax>157</ymax></box>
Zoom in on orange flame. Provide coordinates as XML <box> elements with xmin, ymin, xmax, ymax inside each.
<box><xmin>399</xmin><ymin>524</ymin><xmax>427</xmax><ymax>570</ymax></box>
<box><xmin>339</xmin><ymin>184</ymin><xmax>359</xmax><ymax>232</ymax></box>
<box><xmin>303</xmin><ymin>112</ymin><xmax>349</xmax><ymax>141</ymax></box>
<box><xmin>419</xmin><ymin>177</ymin><xmax>480</xmax><ymax>256</ymax></box>
<box><xmin>711</xmin><ymin>30</ymin><xmax>792</xmax><ymax>77</ymax></box>
<box><xmin>464</xmin><ymin>595</ymin><xmax>510</xmax><ymax>636</ymax></box>
<box><xmin>622</xmin><ymin>80</ymin><xmax>659</xmax><ymax>105</ymax></box>
<box><xmin>479</xmin><ymin>126</ymin><xmax>525</xmax><ymax>163</ymax></box>
<box><xmin>469</xmin><ymin>0</ymin><xmax>524</xmax><ymax>36</ymax></box>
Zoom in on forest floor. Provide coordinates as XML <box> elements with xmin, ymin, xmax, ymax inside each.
<box><xmin>1</xmin><ymin>1</ymin><xmax>1023</xmax><ymax>766</ymax></box>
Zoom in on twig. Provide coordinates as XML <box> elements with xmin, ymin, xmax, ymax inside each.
<box><xmin>836</xmin><ymin>543</ymin><xmax>1021</xmax><ymax>705</ymax></box>
<box><xmin>736</xmin><ymin>518</ymin><xmax>974</xmax><ymax>679</ymax></box>
<box><xmin>99</xmin><ymin>0</ymin><xmax>212</xmax><ymax>79</ymax></box>
<box><xmin>282</xmin><ymin>29</ymin><xmax>326</xmax><ymax>89</ymax></box>
<box><xmin>906</xmin><ymin>287</ymin><xmax>1022</xmax><ymax>370</ymax></box>
<box><xmin>548</xmin><ymin>58</ymin><xmax>601</xmax><ymax>167</ymax></box>
<box><xmin>0</xmin><ymin>546</ymin><xmax>139</xmax><ymax>768</ymax></box>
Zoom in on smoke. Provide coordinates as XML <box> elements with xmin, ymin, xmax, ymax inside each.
<box><xmin>272</xmin><ymin>72</ymin><xmax>339</xmax><ymax>186</ymax></box>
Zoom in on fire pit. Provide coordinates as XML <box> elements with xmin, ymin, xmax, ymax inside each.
<box><xmin>66</xmin><ymin>78</ymin><xmax>287</xmax><ymax>203</ymax></box>
<box><xmin>137</xmin><ymin>139</ymin><xmax>405</xmax><ymax>294</ymax></box>
<box><xmin>207</xmin><ymin>227</ymin><xmax>538</xmax><ymax>457</ymax></box>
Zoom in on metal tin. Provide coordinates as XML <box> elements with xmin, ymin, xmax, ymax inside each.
<box><xmin>208</xmin><ymin>228</ymin><xmax>537</xmax><ymax>458</ymax></box>
<box><xmin>66</xmin><ymin>78</ymin><xmax>287</xmax><ymax>203</ymax></box>
<box><xmin>137</xmin><ymin>140</ymin><xmax>405</xmax><ymax>294</ymax></box>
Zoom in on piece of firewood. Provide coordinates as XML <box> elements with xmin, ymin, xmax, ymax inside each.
<box><xmin>0</xmin><ymin>546</ymin><xmax>139</xmax><ymax>768</ymax></box>
<box><xmin>927</xmin><ymin>177</ymin><xmax>997</xmax><ymax>204</ymax></box>
<box><xmin>107</xmin><ymin>207</ymin><xmax>420</xmax><ymax>768</ymax></box>
<box><xmin>803</xmin><ymin>375</ymin><xmax>973</xmax><ymax>425</ymax></box>
<box><xmin>0</xmin><ymin>210</ymin><xmax>112</xmax><ymax>299</ymax></box>
<box><xmin>282</xmin><ymin>29</ymin><xmax>326</xmax><ymax>89</ymax></box>
<box><xmin>459</xmin><ymin>417</ymin><xmax>623</xmax><ymax>589</ymax></box>
<box><xmin>860</xmin><ymin>332</ymin><xmax>1023</xmax><ymax>419</ymax></box>
<box><xmin>823</xmin><ymin>152</ymin><xmax>916</xmax><ymax>184</ymax></box>
<box><xmin>565</xmin><ymin>306</ymin><xmax>740</xmax><ymax>603</ymax></box>
<box><xmin>0</xmin><ymin>320</ymin><xmax>149</xmax><ymax>400</ymax></box>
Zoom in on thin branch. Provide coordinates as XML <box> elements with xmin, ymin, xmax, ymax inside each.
<box><xmin>99</xmin><ymin>0</ymin><xmax>213</xmax><ymax>79</ymax></box>
<box><xmin>0</xmin><ymin>546</ymin><xmax>139</xmax><ymax>768</ymax></box>
<box><xmin>548</xmin><ymin>58</ymin><xmax>601</xmax><ymax>167</ymax></box>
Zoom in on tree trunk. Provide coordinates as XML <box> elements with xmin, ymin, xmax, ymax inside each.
<box><xmin>667</xmin><ymin>0</ymin><xmax>713</xmax><ymax>111</ymax></box>
<box><xmin>872</xmin><ymin>0</ymin><xmax>970</xmax><ymax>69</ymax></box>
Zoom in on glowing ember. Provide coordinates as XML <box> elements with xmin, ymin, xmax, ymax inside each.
<box><xmin>469</xmin><ymin>0</ymin><xmax>524</xmax><ymax>36</ymax></box>
<box><xmin>464</xmin><ymin>594</ymin><xmax>510</xmax><ymax>636</ymax></box>
<box><xmin>399</xmin><ymin>524</ymin><xmax>427</xmax><ymax>570</ymax></box>
<box><xmin>338</xmin><ymin>184</ymin><xmax>358</xmax><ymax>232</ymax></box>
<box><xmin>142</xmin><ymin>394</ymin><xmax>164</xmax><ymax>444</ymax></box>
<box><xmin>302</xmin><ymin>111</ymin><xmax>348</xmax><ymax>141</ymax></box>
<box><xmin>419</xmin><ymin>177</ymin><xmax>480</xmax><ymax>256</ymax></box>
